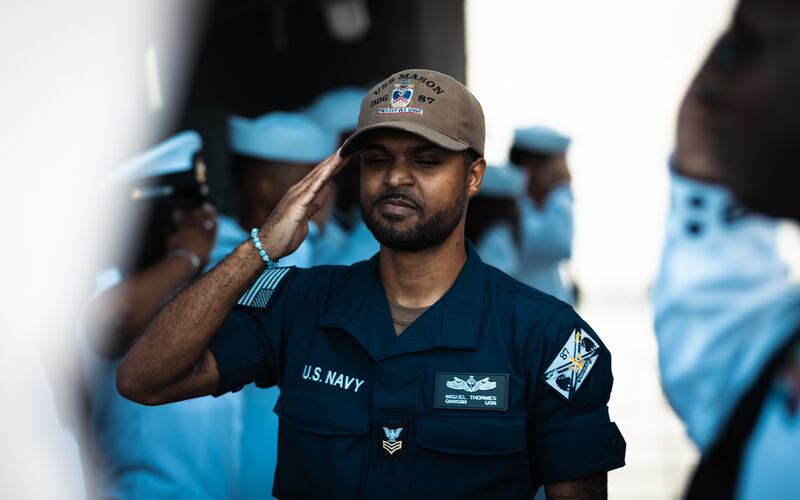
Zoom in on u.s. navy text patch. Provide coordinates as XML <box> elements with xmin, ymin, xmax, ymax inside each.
<box><xmin>543</xmin><ymin>328</ymin><xmax>601</xmax><ymax>401</ymax></box>
<box><xmin>434</xmin><ymin>373</ymin><xmax>508</xmax><ymax>411</ymax></box>
<box><xmin>237</xmin><ymin>267</ymin><xmax>292</xmax><ymax>310</ymax></box>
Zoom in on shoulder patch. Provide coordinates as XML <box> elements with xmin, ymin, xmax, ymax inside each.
<box><xmin>542</xmin><ymin>327</ymin><xmax>601</xmax><ymax>401</ymax></box>
<box><xmin>237</xmin><ymin>267</ymin><xmax>293</xmax><ymax>310</ymax></box>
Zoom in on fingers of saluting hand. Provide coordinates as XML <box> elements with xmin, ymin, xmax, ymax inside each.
<box><xmin>291</xmin><ymin>149</ymin><xmax>351</xmax><ymax>196</ymax></box>
<box><xmin>293</xmin><ymin>149</ymin><xmax>351</xmax><ymax>206</ymax></box>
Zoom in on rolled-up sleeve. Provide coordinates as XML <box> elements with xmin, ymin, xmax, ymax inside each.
<box><xmin>209</xmin><ymin>268</ymin><xmax>303</xmax><ymax>396</ymax></box>
<box><xmin>209</xmin><ymin>308</ymin><xmax>276</xmax><ymax>396</ymax></box>
<box><xmin>526</xmin><ymin>306</ymin><xmax>625</xmax><ymax>486</ymax></box>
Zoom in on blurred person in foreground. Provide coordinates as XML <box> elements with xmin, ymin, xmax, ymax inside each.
<box><xmin>653</xmin><ymin>1</ymin><xmax>800</xmax><ymax>498</ymax></box>
<box><xmin>305</xmin><ymin>86</ymin><xmax>380</xmax><ymax>265</ymax></box>
<box><xmin>117</xmin><ymin>69</ymin><xmax>625</xmax><ymax>499</ymax></box>
<box><xmin>81</xmin><ymin>131</ymin><xmax>242</xmax><ymax>499</ymax></box>
<box><xmin>465</xmin><ymin>164</ymin><xmax>526</xmax><ymax>276</ymax></box>
<box><xmin>206</xmin><ymin>111</ymin><xmax>337</xmax><ymax>499</ymax></box>
<box><xmin>509</xmin><ymin>127</ymin><xmax>575</xmax><ymax>304</ymax></box>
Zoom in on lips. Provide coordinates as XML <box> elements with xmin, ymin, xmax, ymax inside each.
<box><xmin>379</xmin><ymin>198</ymin><xmax>416</xmax><ymax>209</ymax></box>
<box><xmin>374</xmin><ymin>194</ymin><xmax>421</xmax><ymax>218</ymax></box>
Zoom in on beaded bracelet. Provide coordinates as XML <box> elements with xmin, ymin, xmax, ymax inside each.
<box><xmin>250</xmin><ymin>228</ymin><xmax>278</xmax><ymax>269</ymax></box>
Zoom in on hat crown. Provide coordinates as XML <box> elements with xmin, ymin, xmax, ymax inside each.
<box><xmin>229</xmin><ymin>111</ymin><xmax>337</xmax><ymax>163</ymax></box>
<box><xmin>513</xmin><ymin>126</ymin><xmax>571</xmax><ymax>155</ymax></box>
<box><xmin>306</xmin><ymin>86</ymin><xmax>366</xmax><ymax>133</ymax></box>
<box><xmin>341</xmin><ymin>68</ymin><xmax>485</xmax><ymax>157</ymax></box>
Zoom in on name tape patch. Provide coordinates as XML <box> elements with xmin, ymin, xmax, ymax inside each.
<box><xmin>543</xmin><ymin>328</ymin><xmax>601</xmax><ymax>401</ymax></box>
<box><xmin>237</xmin><ymin>267</ymin><xmax>292</xmax><ymax>310</ymax></box>
<box><xmin>434</xmin><ymin>372</ymin><xmax>509</xmax><ymax>411</ymax></box>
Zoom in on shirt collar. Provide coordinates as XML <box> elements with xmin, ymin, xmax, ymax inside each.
<box><xmin>320</xmin><ymin>241</ymin><xmax>486</xmax><ymax>360</ymax></box>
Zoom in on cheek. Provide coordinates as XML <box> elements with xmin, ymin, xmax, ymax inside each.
<box><xmin>423</xmin><ymin>169</ymin><xmax>467</xmax><ymax>209</ymax></box>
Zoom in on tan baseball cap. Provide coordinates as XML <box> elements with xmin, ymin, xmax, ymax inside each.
<box><xmin>340</xmin><ymin>69</ymin><xmax>485</xmax><ymax>157</ymax></box>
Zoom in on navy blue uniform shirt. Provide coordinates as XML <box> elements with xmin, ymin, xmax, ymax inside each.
<box><xmin>210</xmin><ymin>243</ymin><xmax>625</xmax><ymax>499</ymax></box>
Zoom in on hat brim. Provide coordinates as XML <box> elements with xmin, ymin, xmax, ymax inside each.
<box><xmin>340</xmin><ymin>122</ymin><xmax>471</xmax><ymax>157</ymax></box>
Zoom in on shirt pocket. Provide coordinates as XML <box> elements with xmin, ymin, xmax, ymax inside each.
<box><xmin>413</xmin><ymin>414</ymin><xmax>529</xmax><ymax>499</ymax></box>
<box><xmin>273</xmin><ymin>385</ymin><xmax>371</xmax><ymax>499</ymax></box>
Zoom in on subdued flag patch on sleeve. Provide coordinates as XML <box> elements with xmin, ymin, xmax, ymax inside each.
<box><xmin>542</xmin><ymin>327</ymin><xmax>601</xmax><ymax>401</ymax></box>
<box><xmin>237</xmin><ymin>267</ymin><xmax>293</xmax><ymax>310</ymax></box>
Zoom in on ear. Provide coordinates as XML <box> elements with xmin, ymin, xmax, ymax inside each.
<box><xmin>466</xmin><ymin>157</ymin><xmax>487</xmax><ymax>199</ymax></box>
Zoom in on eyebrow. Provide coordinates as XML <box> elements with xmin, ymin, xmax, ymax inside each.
<box><xmin>361</xmin><ymin>142</ymin><xmax>443</xmax><ymax>155</ymax></box>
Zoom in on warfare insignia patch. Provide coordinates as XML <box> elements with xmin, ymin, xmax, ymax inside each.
<box><xmin>434</xmin><ymin>372</ymin><xmax>509</xmax><ymax>411</ymax></box>
<box><xmin>236</xmin><ymin>267</ymin><xmax>292</xmax><ymax>310</ymax></box>
<box><xmin>543</xmin><ymin>328</ymin><xmax>601</xmax><ymax>401</ymax></box>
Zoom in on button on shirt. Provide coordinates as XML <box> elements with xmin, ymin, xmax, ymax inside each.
<box><xmin>209</xmin><ymin>243</ymin><xmax>625</xmax><ymax>499</ymax></box>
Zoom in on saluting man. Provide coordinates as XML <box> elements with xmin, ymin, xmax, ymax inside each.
<box><xmin>118</xmin><ymin>69</ymin><xmax>625</xmax><ymax>499</ymax></box>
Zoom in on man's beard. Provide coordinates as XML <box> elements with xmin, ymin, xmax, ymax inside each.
<box><xmin>361</xmin><ymin>188</ymin><xmax>466</xmax><ymax>252</ymax></box>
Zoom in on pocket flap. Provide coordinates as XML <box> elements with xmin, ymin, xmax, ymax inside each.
<box><xmin>274</xmin><ymin>386</ymin><xmax>370</xmax><ymax>436</ymax></box>
<box><xmin>417</xmin><ymin>415</ymin><xmax>526</xmax><ymax>455</ymax></box>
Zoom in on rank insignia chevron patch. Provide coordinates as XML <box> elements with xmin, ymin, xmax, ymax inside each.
<box><xmin>236</xmin><ymin>267</ymin><xmax>292</xmax><ymax>310</ymax></box>
<box><xmin>542</xmin><ymin>327</ymin><xmax>601</xmax><ymax>401</ymax></box>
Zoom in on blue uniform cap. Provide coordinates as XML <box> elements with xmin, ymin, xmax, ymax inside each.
<box><xmin>104</xmin><ymin>130</ymin><xmax>201</xmax><ymax>186</ymax></box>
<box><xmin>513</xmin><ymin>126</ymin><xmax>571</xmax><ymax>155</ymax></box>
<box><xmin>480</xmin><ymin>165</ymin><xmax>527</xmax><ymax>197</ymax></box>
<box><xmin>229</xmin><ymin>111</ymin><xmax>338</xmax><ymax>164</ymax></box>
<box><xmin>305</xmin><ymin>86</ymin><xmax>366</xmax><ymax>134</ymax></box>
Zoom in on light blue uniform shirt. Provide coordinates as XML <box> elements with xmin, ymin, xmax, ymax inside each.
<box><xmin>207</xmin><ymin>213</ymin><xmax>314</xmax><ymax>499</ymax></box>
<box><xmin>476</xmin><ymin>221</ymin><xmax>521</xmax><ymax>277</ymax></box>
<box><xmin>83</xmin><ymin>269</ymin><xmax>241</xmax><ymax>500</ymax></box>
<box><xmin>310</xmin><ymin>210</ymin><xmax>380</xmax><ymax>266</ymax></box>
<box><xmin>653</xmin><ymin>170</ymin><xmax>800</xmax><ymax>499</ymax></box>
<box><xmin>515</xmin><ymin>186</ymin><xmax>574</xmax><ymax>303</ymax></box>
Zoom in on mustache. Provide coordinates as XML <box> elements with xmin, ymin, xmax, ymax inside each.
<box><xmin>372</xmin><ymin>190</ymin><xmax>424</xmax><ymax>212</ymax></box>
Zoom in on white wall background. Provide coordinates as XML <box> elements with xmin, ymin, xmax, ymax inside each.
<box><xmin>466</xmin><ymin>0</ymin><xmax>736</xmax><ymax>297</ymax></box>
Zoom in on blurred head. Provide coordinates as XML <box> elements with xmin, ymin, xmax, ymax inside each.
<box><xmin>228</xmin><ymin>111</ymin><xmax>337</xmax><ymax>216</ymax></box>
<box><xmin>231</xmin><ymin>155</ymin><xmax>316</xmax><ymax>213</ymax></box>
<box><xmin>702</xmin><ymin>0</ymin><xmax>800</xmax><ymax>219</ymax></box>
<box><xmin>359</xmin><ymin>129</ymin><xmax>484</xmax><ymax>252</ymax></box>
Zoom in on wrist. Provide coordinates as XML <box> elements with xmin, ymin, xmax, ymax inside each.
<box><xmin>167</xmin><ymin>249</ymin><xmax>201</xmax><ymax>275</ymax></box>
<box><xmin>251</xmin><ymin>228</ymin><xmax>280</xmax><ymax>268</ymax></box>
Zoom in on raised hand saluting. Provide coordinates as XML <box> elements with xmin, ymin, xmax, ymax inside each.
<box><xmin>256</xmin><ymin>150</ymin><xmax>351</xmax><ymax>262</ymax></box>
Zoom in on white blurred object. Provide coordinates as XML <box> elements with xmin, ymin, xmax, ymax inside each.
<box><xmin>322</xmin><ymin>0</ymin><xmax>371</xmax><ymax>42</ymax></box>
<box><xmin>144</xmin><ymin>43</ymin><xmax>163</xmax><ymax>112</ymax></box>
<box><xmin>0</xmin><ymin>1</ymin><xmax>204</xmax><ymax>497</ymax></box>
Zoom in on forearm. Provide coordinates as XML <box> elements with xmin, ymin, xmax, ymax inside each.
<box><xmin>87</xmin><ymin>256</ymin><xmax>197</xmax><ymax>358</ymax></box>
<box><xmin>117</xmin><ymin>240</ymin><xmax>263</xmax><ymax>400</ymax></box>
<box><xmin>545</xmin><ymin>473</ymin><xmax>607</xmax><ymax>499</ymax></box>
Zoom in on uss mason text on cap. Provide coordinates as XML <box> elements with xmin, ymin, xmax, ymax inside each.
<box><xmin>340</xmin><ymin>69</ymin><xmax>485</xmax><ymax>157</ymax></box>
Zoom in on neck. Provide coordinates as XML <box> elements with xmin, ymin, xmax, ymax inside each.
<box><xmin>379</xmin><ymin>226</ymin><xmax>468</xmax><ymax>308</ymax></box>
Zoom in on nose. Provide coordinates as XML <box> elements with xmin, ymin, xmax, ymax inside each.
<box><xmin>384</xmin><ymin>158</ymin><xmax>414</xmax><ymax>188</ymax></box>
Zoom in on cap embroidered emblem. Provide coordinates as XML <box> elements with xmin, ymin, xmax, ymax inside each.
<box><xmin>382</xmin><ymin>427</ymin><xmax>403</xmax><ymax>455</ymax></box>
<box><xmin>391</xmin><ymin>80</ymin><xmax>414</xmax><ymax>108</ymax></box>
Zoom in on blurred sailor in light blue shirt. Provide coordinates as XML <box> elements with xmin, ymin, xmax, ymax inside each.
<box><xmin>509</xmin><ymin>126</ymin><xmax>574</xmax><ymax>303</ymax></box>
<box><xmin>206</xmin><ymin>112</ymin><xmax>337</xmax><ymax>499</ymax></box>
<box><xmin>83</xmin><ymin>131</ymin><xmax>241</xmax><ymax>499</ymax></box>
<box><xmin>654</xmin><ymin>4</ymin><xmax>800</xmax><ymax>496</ymax></box>
<box><xmin>465</xmin><ymin>165</ymin><xmax>525</xmax><ymax>276</ymax></box>
<box><xmin>305</xmin><ymin>86</ymin><xmax>380</xmax><ymax>265</ymax></box>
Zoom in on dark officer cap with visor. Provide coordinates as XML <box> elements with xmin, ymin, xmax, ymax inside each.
<box><xmin>340</xmin><ymin>69</ymin><xmax>485</xmax><ymax>157</ymax></box>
